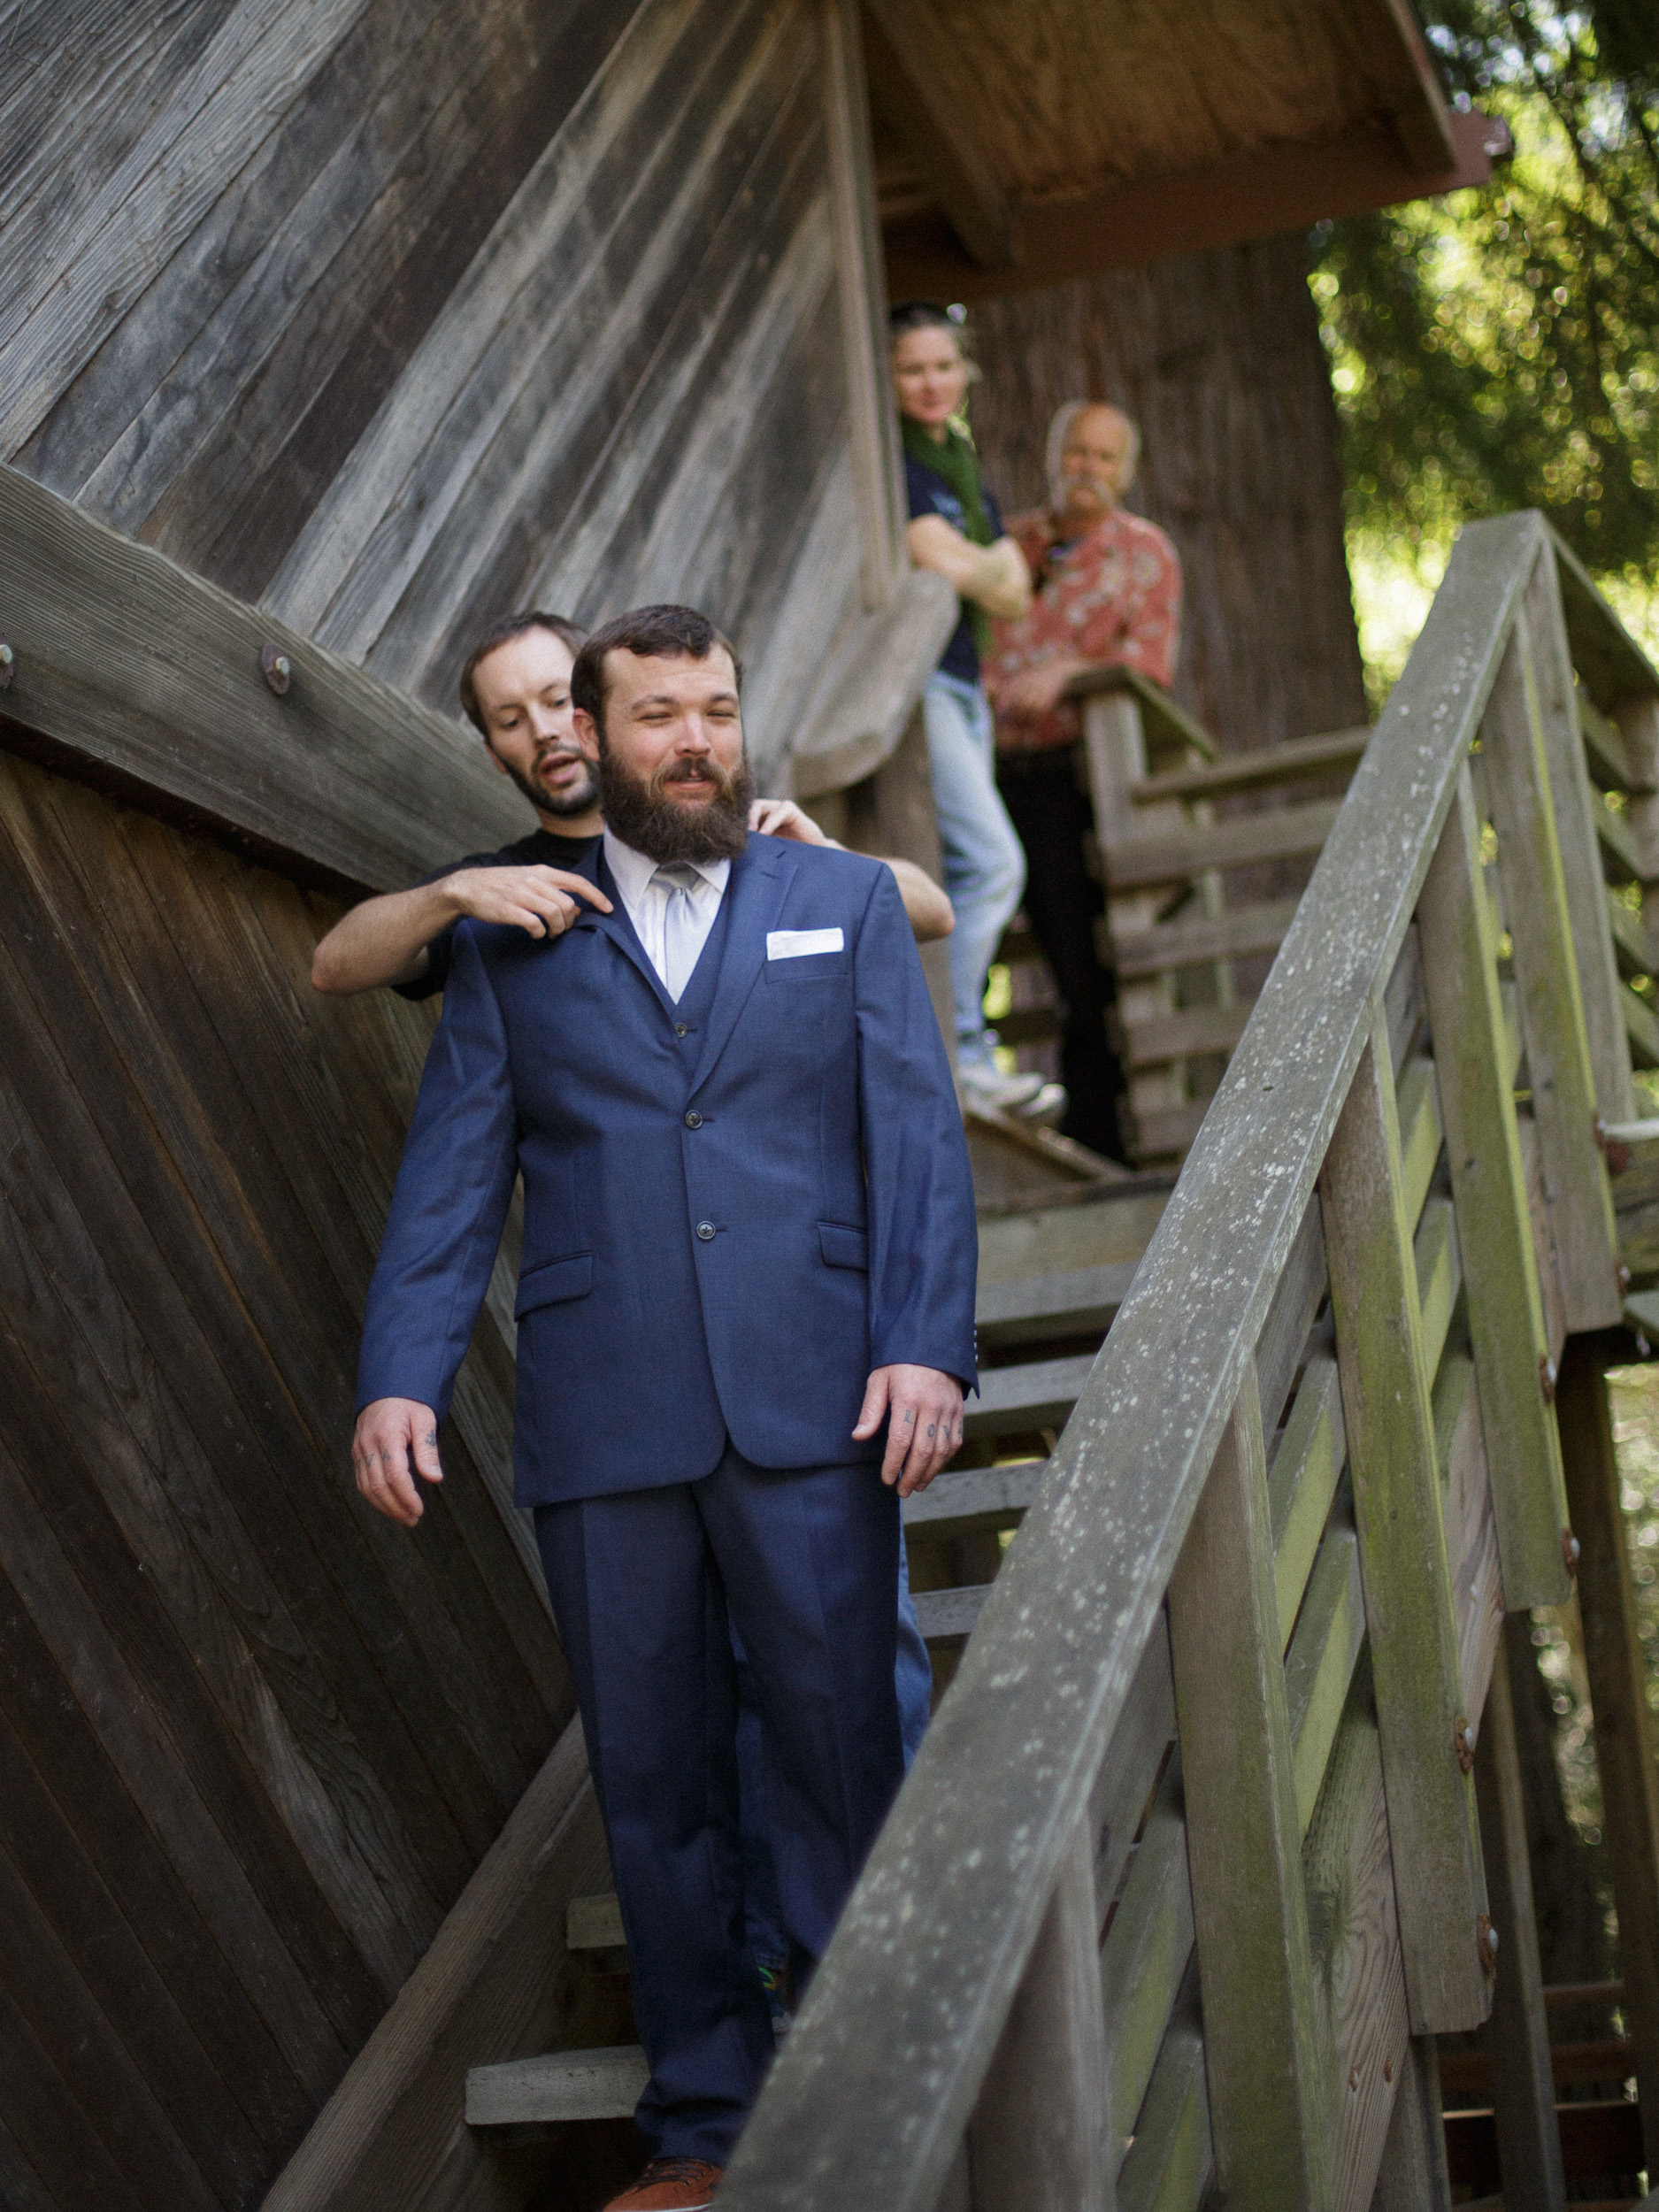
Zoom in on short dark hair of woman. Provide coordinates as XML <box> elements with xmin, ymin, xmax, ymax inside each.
<box><xmin>458</xmin><ymin>611</ymin><xmax>588</xmax><ymax>733</ymax></box>
<box><xmin>571</xmin><ymin>605</ymin><xmax>743</xmax><ymax>741</ymax></box>
<box><xmin>888</xmin><ymin>299</ymin><xmax>973</xmax><ymax>349</ymax></box>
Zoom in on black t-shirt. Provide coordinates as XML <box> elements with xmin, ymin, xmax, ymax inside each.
<box><xmin>391</xmin><ymin>826</ymin><xmax>601</xmax><ymax>1001</ymax></box>
<box><xmin>903</xmin><ymin>454</ymin><xmax>1003</xmax><ymax>687</ymax></box>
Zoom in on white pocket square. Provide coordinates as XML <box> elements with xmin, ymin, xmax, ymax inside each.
<box><xmin>767</xmin><ymin>927</ymin><xmax>843</xmax><ymax>960</ymax></box>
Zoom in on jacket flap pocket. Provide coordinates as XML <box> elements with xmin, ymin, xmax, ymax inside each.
<box><xmin>818</xmin><ymin>1221</ymin><xmax>869</xmax><ymax>1271</ymax></box>
<box><xmin>515</xmin><ymin>1253</ymin><xmax>594</xmax><ymax>1317</ymax></box>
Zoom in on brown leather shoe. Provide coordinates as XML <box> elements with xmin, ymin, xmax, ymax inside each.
<box><xmin>603</xmin><ymin>2156</ymin><xmax>723</xmax><ymax>2210</ymax></box>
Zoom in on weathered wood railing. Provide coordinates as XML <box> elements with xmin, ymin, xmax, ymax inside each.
<box><xmin>718</xmin><ymin>509</ymin><xmax>1659</xmax><ymax>2210</ymax></box>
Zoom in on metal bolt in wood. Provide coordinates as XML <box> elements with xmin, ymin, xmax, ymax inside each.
<box><xmin>0</xmin><ymin>640</ymin><xmax>12</xmax><ymax>691</ymax></box>
<box><xmin>260</xmin><ymin>641</ymin><xmax>292</xmax><ymax>695</ymax></box>
<box><xmin>1540</xmin><ymin>1353</ymin><xmax>1557</xmax><ymax>1401</ymax></box>
<box><xmin>1563</xmin><ymin>1527</ymin><xmax>1580</xmax><ymax>1578</ymax></box>
<box><xmin>1477</xmin><ymin>1916</ymin><xmax>1500</xmax><ymax>1974</ymax></box>
<box><xmin>1455</xmin><ymin>1717</ymin><xmax>1476</xmax><ymax>1774</ymax></box>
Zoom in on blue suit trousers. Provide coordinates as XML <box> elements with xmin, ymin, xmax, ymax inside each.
<box><xmin>534</xmin><ymin>1440</ymin><xmax>904</xmax><ymax>2164</ymax></box>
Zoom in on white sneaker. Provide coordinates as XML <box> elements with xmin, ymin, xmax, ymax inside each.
<box><xmin>958</xmin><ymin>1057</ymin><xmax>1048</xmax><ymax>1112</ymax></box>
<box><xmin>1015</xmin><ymin>1080</ymin><xmax>1068</xmax><ymax>1125</ymax></box>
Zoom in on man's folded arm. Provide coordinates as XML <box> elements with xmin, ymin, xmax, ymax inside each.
<box><xmin>853</xmin><ymin>866</ymin><xmax>979</xmax><ymax>1391</ymax></box>
<box><xmin>357</xmin><ymin>925</ymin><xmax>520</xmax><ymax>1423</ymax></box>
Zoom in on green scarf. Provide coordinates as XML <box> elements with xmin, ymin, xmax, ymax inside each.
<box><xmin>902</xmin><ymin>417</ymin><xmax>994</xmax><ymax>660</ymax></box>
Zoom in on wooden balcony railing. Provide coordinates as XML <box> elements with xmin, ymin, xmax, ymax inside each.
<box><xmin>717</xmin><ymin>509</ymin><xmax>1659</xmax><ymax>2212</ymax></box>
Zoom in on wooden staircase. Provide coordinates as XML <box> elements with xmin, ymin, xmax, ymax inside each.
<box><xmin>270</xmin><ymin>517</ymin><xmax>1659</xmax><ymax>2212</ymax></box>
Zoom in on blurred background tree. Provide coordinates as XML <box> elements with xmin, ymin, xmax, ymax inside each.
<box><xmin>1315</xmin><ymin>0</ymin><xmax>1659</xmax><ymax>699</ymax></box>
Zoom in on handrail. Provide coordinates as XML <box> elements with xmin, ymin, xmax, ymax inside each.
<box><xmin>719</xmin><ymin>508</ymin><xmax>1652</xmax><ymax>2208</ymax></box>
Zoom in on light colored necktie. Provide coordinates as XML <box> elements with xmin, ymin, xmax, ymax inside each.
<box><xmin>651</xmin><ymin>863</ymin><xmax>703</xmax><ymax>1000</ymax></box>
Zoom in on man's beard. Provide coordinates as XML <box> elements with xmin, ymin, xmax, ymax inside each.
<box><xmin>598</xmin><ymin>747</ymin><xmax>753</xmax><ymax>864</ymax></box>
<box><xmin>501</xmin><ymin>746</ymin><xmax>602</xmax><ymax>819</ymax></box>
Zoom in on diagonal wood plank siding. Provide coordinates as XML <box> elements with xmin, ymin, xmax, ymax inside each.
<box><xmin>5</xmin><ymin>0</ymin><xmax>880</xmax><ymax>780</ymax></box>
<box><xmin>0</xmin><ymin>751</ymin><xmax>572</xmax><ymax>2209</ymax></box>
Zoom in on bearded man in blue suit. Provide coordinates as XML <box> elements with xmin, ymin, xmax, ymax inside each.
<box><xmin>353</xmin><ymin>604</ymin><xmax>978</xmax><ymax>2212</ymax></box>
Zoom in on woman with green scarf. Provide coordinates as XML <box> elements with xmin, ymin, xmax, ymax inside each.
<box><xmin>892</xmin><ymin>302</ymin><xmax>1048</xmax><ymax>1117</ymax></box>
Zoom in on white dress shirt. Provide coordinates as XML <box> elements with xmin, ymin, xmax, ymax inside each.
<box><xmin>603</xmin><ymin>829</ymin><xmax>730</xmax><ymax>1001</ymax></box>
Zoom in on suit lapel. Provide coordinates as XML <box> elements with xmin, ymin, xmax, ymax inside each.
<box><xmin>565</xmin><ymin>849</ymin><xmax>677</xmax><ymax>1016</ymax></box>
<box><xmin>688</xmin><ymin>835</ymin><xmax>789</xmax><ymax>1099</ymax></box>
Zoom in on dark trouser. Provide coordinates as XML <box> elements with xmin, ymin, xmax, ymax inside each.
<box><xmin>997</xmin><ymin>745</ymin><xmax>1128</xmax><ymax>1162</ymax></box>
<box><xmin>534</xmin><ymin>1440</ymin><xmax>904</xmax><ymax>2164</ymax></box>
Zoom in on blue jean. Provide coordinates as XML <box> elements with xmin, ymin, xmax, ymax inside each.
<box><xmin>924</xmin><ymin>670</ymin><xmax>1027</xmax><ymax>1059</ymax></box>
<box><xmin>736</xmin><ymin>1533</ymin><xmax>931</xmax><ymax>1974</ymax></box>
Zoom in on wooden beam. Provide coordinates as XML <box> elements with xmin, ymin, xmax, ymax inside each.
<box><xmin>1472</xmin><ymin>1628</ymin><xmax>1569</xmax><ymax>2212</ymax></box>
<box><xmin>1481</xmin><ymin>608</ymin><xmax>1625</xmax><ymax>1324</ymax></box>
<box><xmin>261</xmin><ymin>1717</ymin><xmax>625</xmax><ymax>2212</ymax></box>
<box><xmin>1417</xmin><ymin>764</ymin><xmax>1571</xmax><ymax>1608</ymax></box>
<box><xmin>1102</xmin><ymin>800</ymin><xmax>1344</xmax><ymax>889</ymax></box>
<box><xmin>1548</xmin><ymin>525</ymin><xmax>1659</xmax><ymax>718</ymax></box>
<box><xmin>0</xmin><ymin>464</ymin><xmax>525</xmax><ymax>895</ymax></box>
<box><xmin>1321</xmin><ymin>1014</ymin><xmax>1491</xmax><ymax>2032</ymax></box>
<box><xmin>1555</xmin><ymin>1333</ymin><xmax>1659</xmax><ymax>2179</ymax></box>
<box><xmin>1131</xmin><ymin>727</ymin><xmax>1370</xmax><ymax>807</ymax></box>
<box><xmin>822</xmin><ymin>0</ymin><xmax>908</xmax><ymax>608</ymax></box>
<box><xmin>861</xmin><ymin>3</ymin><xmax>1019</xmax><ymax>270</ymax></box>
<box><xmin>883</xmin><ymin>111</ymin><xmax>1500</xmax><ymax>304</ymax></box>
<box><xmin>1168</xmin><ymin>1363</ymin><xmax>1331</xmax><ymax>2207</ymax></box>
<box><xmin>0</xmin><ymin>0</ymin><xmax>373</xmax><ymax>453</ymax></box>
<box><xmin>788</xmin><ymin>568</ymin><xmax>957</xmax><ymax>796</ymax></box>
<box><xmin>966</xmin><ymin>1816</ymin><xmax>1111</xmax><ymax>2211</ymax></box>
<box><xmin>1068</xmin><ymin>664</ymin><xmax>1217</xmax><ymax>764</ymax></box>
<box><xmin>1353</xmin><ymin>0</ymin><xmax>1461</xmax><ymax>174</ymax></box>
<box><xmin>1370</xmin><ymin>2035</ymin><xmax>1451</xmax><ymax>2211</ymax></box>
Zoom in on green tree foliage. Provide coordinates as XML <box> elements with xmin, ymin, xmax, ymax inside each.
<box><xmin>1314</xmin><ymin>3</ymin><xmax>1658</xmax><ymax>592</ymax></box>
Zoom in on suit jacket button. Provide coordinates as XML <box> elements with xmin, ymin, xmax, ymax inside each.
<box><xmin>675</xmin><ymin>1024</ymin><xmax>689</xmax><ymax>1037</ymax></box>
<box><xmin>695</xmin><ymin>1220</ymin><xmax>716</xmax><ymax>1241</ymax></box>
<box><xmin>685</xmin><ymin>1110</ymin><xmax>703</xmax><ymax>1128</ymax></box>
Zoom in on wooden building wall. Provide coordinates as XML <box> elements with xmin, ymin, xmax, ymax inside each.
<box><xmin>0</xmin><ymin>748</ymin><xmax>578</xmax><ymax>2208</ymax></box>
<box><xmin>0</xmin><ymin>4</ymin><xmax>913</xmax><ymax>2202</ymax></box>
<box><xmin>2</xmin><ymin>0</ymin><xmax>904</xmax><ymax>783</ymax></box>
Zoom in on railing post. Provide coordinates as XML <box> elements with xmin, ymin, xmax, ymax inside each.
<box><xmin>1167</xmin><ymin>1357</ymin><xmax>1331</xmax><ymax>2208</ymax></box>
<box><xmin>1322</xmin><ymin>1007</ymin><xmax>1492</xmax><ymax>2032</ymax></box>
<box><xmin>1472</xmin><ymin>1626</ymin><xmax>1568</xmax><ymax>2210</ymax></box>
<box><xmin>1523</xmin><ymin>538</ymin><xmax>1637</xmax><ymax>1124</ymax></box>
<box><xmin>1368</xmin><ymin>2035</ymin><xmax>1451</xmax><ymax>2212</ymax></box>
<box><xmin>966</xmin><ymin>1814</ymin><xmax>1112</xmax><ymax>2210</ymax></box>
<box><xmin>1081</xmin><ymin>689</ymin><xmax>1187</xmax><ymax>1147</ymax></box>
<box><xmin>1416</xmin><ymin>762</ymin><xmax>1571</xmax><ymax>1608</ymax></box>
<box><xmin>1555</xmin><ymin>1332</ymin><xmax>1659</xmax><ymax>2177</ymax></box>
<box><xmin>1482</xmin><ymin>609</ymin><xmax>1623</xmax><ymax>1330</ymax></box>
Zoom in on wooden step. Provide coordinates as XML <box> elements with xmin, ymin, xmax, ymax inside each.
<box><xmin>902</xmin><ymin>1460</ymin><xmax>1041</xmax><ymax>1537</ymax></box>
<box><xmin>912</xmin><ymin>1583</ymin><xmax>992</xmax><ymax>1644</ymax></box>
<box><xmin>466</xmin><ymin>2044</ymin><xmax>648</xmax><ymax>2125</ymax></box>
<box><xmin>963</xmin><ymin>1353</ymin><xmax>1095</xmax><ymax>1439</ymax></box>
<box><xmin>1443</xmin><ymin>2095</ymin><xmax>1643</xmax><ymax>2190</ymax></box>
<box><xmin>1102</xmin><ymin>799</ymin><xmax>1343</xmax><ymax>889</ymax></box>
<box><xmin>1117</xmin><ymin>996</ymin><xmax>1254</xmax><ymax>1068</ymax></box>
<box><xmin>975</xmin><ymin>1261</ymin><xmax>1136</xmax><ymax>1347</ymax></box>
<box><xmin>1439</xmin><ymin>2037</ymin><xmax>1634</xmax><ymax>2101</ymax></box>
<box><xmin>1112</xmin><ymin>895</ymin><xmax>1301</xmax><ymax>980</ymax></box>
<box><xmin>1128</xmin><ymin>727</ymin><xmax>1370</xmax><ymax>806</ymax></box>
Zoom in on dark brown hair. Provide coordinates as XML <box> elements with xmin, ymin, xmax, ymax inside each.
<box><xmin>571</xmin><ymin>605</ymin><xmax>742</xmax><ymax>741</ymax></box>
<box><xmin>457</xmin><ymin>611</ymin><xmax>587</xmax><ymax>733</ymax></box>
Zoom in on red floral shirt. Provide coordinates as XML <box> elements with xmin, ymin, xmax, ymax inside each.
<box><xmin>987</xmin><ymin>507</ymin><xmax>1182</xmax><ymax>753</ymax></box>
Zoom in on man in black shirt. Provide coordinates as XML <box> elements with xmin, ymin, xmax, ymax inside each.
<box><xmin>312</xmin><ymin>612</ymin><xmax>950</xmax><ymax>996</ymax></box>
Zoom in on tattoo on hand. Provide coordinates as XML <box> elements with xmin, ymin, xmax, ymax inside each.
<box><xmin>425</xmin><ymin>1431</ymin><xmax>437</xmax><ymax>1446</ymax></box>
<box><xmin>926</xmin><ymin>1422</ymin><xmax>936</xmax><ymax>1439</ymax></box>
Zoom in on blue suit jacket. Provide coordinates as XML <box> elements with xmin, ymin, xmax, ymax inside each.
<box><xmin>357</xmin><ymin>833</ymin><xmax>979</xmax><ymax>1507</ymax></box>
